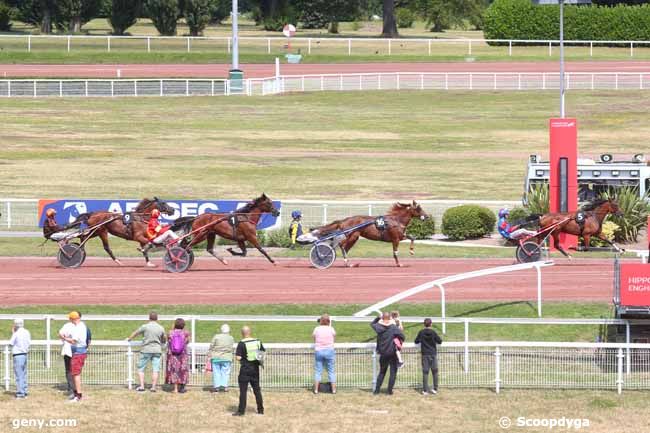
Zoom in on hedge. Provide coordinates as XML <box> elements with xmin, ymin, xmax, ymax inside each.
<box><xmin>0</xmin><ymin>2</ymin><xmax>12</xmax><ymax>32</ymax></box>
<box><xmin>441</xmin><ymin>205</ymin><xmax>496</xmax><ymax>241</ymax></box>
<box><xmin>483</xmin><ymin>0</ymin><xmax>650</xmax><ymax>43</ymax></box>
<box><xmin>406</xmin><ymin>217</ymin><xmax>435</xmax><ymax>239</ymax></box>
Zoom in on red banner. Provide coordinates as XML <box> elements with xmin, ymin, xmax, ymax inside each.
<box><xmin>620</xmin><ymin>264</ymin><xmax>650</xmax><ymax>306</ymax></box>
<box><xmin>549</xmin><ymin>118</ymin><xmax>578</xmax><ymax>250</ymax></box>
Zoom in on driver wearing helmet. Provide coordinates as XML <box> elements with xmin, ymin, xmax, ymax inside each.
<box><xmin>498</xmin><ymin>208</ymin><xmax>537</xmax><ymax>240</ymax></box>
<box><xmin>288</xmin><ymin>210</ymin><xmax>304</xmax><ymax>249</ymax></box>
<box><xmin>139</xmin><ymin>209</ymin><xmax>179</xmax><ymax>254</ymax></box>
<box><xmin>43</xmin><ymin>208</ymin><xmax>68</xmax><ymax>241</ymax></box>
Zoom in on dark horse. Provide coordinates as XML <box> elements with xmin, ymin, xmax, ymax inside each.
<box><xmin>73</xmin><ymin>197</ymin><xmax>175</xmax><ymax>266</ymax></box>
<box><xmin>172</xmin><ymin>193</ymin><xmax>280</xmax><ymax>265</ymax></box>
<box><xmin>310</xmin><ymin>201</ymin><xmax>430</xmax><ymax>267</ymax></box>
<box><xmin>538</xmin><ymin>198</ymin><xmax>624</xmax><ymax>258</ymax></box>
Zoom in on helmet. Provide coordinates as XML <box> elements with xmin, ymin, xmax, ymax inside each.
<box><xmin>45</xmin><ymin>208</ymin><xmax>57</xmax><ymax>218</ymax></box>
<box><xmin>498</xmin><ymin>208</ymin><xmax>510</xmax><ymax>218</ymax></box>
<box><xmin>151</xmin><ymin>209</ymin><xmax>161</xmax><ymax>218</ymax></box>
<box><xmin>291</xmin><ymin>210</ymin><xmax>302</xmax><ymax>219</ymax></box>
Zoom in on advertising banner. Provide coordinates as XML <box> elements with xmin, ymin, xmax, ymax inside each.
<box><xmin>620</xmin><ymin>263</ymin><xmax>650</xmax><ymax>307</ymax></box>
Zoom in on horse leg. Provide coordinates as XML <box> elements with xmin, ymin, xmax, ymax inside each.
<box><xmin>341</xmin><ymin>232</ymin><xmax>361</xmax><ymax>267</ymax></box>
<box><xmin>407</xmin><ymin>235</ymin><xmax>415</xmax><ymax>256</ymax></box>
<box><xmin>248</xmin><ymin>237</ymin><xmax>275</xmax><ymax>265</ymax></box>
<box><xmin>551</xmin><ymin>231</ymin><xmax>572</xmax><ymax>259</ymax></box>
<box><xmin>206</xmin><ymin>233</ymin><xmax>228</xmax><ymax>265</ymax></box>
<box><xmin>226</xmin><ymin>240</ymin><xmax>246</xmax><ymax>257</ymax></box>
<box><xmin>595</xmin><ymin>233</ymin><xmax>625</xmax><ymax>253</ymax></box>
<box><xmin>98</xmin><ymin>230</ymin><xmax>122</xmax><ymax>266</ymax></box>
<box><xmin>392</xmin><ymin>236</ymin><xmax>403</xmax><ymax>267</ymax></box>
<box><xmin>582</xmin><ymin>234</ymin><xmax>591</xmax><ymax>252</ymax></box>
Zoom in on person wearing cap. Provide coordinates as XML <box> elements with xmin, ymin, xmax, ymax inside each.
<box><xmin>208</xmin><ymin>324</ymin><xmax>235</xmax><ymax>392</ymax></box>
<box><xmin>127</xmin><ymin>312</ymin><xmax>166</xmax><ymax>392</ymax></box>
<box><xmin>10</xmin><ymin>318</ymin><xmax>31</xmax><ymax>399</ymax></box>
<box><xmin>58</xmin><ymin>311</ymin><xmax>88</xmax><ymax>402</ymax></box>
<box><xmin>288</xmin><ymin>210</ymin><xmax>304</xmax><ymax>249</ymax></box>
<box><xmin>497</xmin><ymin>208</ymin><xmax>537</xmax><ymax>241</ymax></box>
<box><xmin>43</xmin><ymin>208</ymin><xmax>68</xmax><ymax>241</ymax></box>
<box><xmin>138</xmin><ymin>209</ymin><xmax>179</xmax><ymax>256</ymax></box>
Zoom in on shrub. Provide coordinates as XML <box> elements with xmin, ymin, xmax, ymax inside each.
<box><xmin>601</xmin><ymin>187</ymin><xmax>650</xmax><ymax>242</ymax></box>
<box><xmin>589</xmin><ymin>220</ymin><xmax>620</xmax><ymax>247</ymax></box>
<box><xmin>0</xmin><ymin>2</ymin><xmax>13</xmax><ymax>31</ymax></box>
<box><xmin>406</xmin><ymin>217</ymin><xmax>435</xmax><ymax>240</ymax></box>
<box><xmin>108</xmin><ymin>0</ymin><xmax>140</xmax><ymax>35</ymax></box>
<box><xmin>484</xmin><ymin>0</ymin><xmax>650</xmax><ymax>44</ymax></box>
<box><xmin>525</xmin><ymin>183</ymin><xmax>549</xmax><ymax>215</ymax></box>
<box><xmin>508</xmin><ymin>206</ymin><xmax>530</xmax><ymax>225</ymax></box>
<box><xmin>395</xmin><ymin>8</ymin><xmax>415</xmax><ymax>28</ymax></box>
<box><xmin>442</xmin><ymin>205</ymin><xmax>496</xmax><ymax>241</ymax></box>
<box><xmin>145</xmin><ymin>0</ymin><xmax>179</xmax><ymax>36</ymax></box>
<box><xmin>263</xmin><ymin>228</ymin><xmax>292</xmax><ymax>248</ymax></box>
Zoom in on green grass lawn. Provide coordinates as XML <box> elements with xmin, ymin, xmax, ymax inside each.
<box><xmin>0</xmin><ymin>302</ymin><xmax>613</xmax><ymax>343</ymax></box>
<box><xmin>2</xmin><ymin>91</ymin><xmax>649</xmax><ymax>201</ymax></box>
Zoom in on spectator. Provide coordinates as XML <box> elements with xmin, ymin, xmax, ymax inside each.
<box><xmin>127</xmin><ymin>311</ymin><xmax>166</xmax><ymax>392</ymax></box>
<box><xmin>58</xmin><ymin>311</ymin><xmax>88</xmax><ymax>402</ymax></box>
<box><xmin>371</xmin><ymin>311</ymin><xmax>405</xmax><ymax>395</ymax></box>
<box><xmin>312</xmin><ymin>314</ymin><xmax>336</xmax><ymax>394</ymax></box>
<box><xmin>233</xmin><ymin>326</ymin><xmax>265</xmax><ymax>416</ymax></box>
<box><xmin>208</xmin><ymin>324</ymin><xmax>235</xmax><ymax>393</ymax></box>
<box><xmin>165</xmin><ymin>318</ymin><xmax>190</xmax><ymax>393</ymax></box>
<box><xmin>415</xmin><ymin>318</ymin><xmax>443</xmax><ymax>395</ymax></box>
<box><xmin>390</xmin><ymin>310</ymin><xmax>405</xmax><ymax>368</ymax></box>
<box><xmin>10</xmin><ymin>318</ymin><xmax>31</xmax><ymax>399</ymax></box>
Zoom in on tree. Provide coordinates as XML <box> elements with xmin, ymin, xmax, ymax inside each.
<box><xmin>413</xmin><ymin>0</ymin><xmax>486</xmax><ymax>32</ymax></box>
<box><xmin>15</xmin><ymin>0</ymin><xmax>59</xmax><ymax>34</ymax></box>
<box><xmin>382</xmin><ymin>0</ymin><xmax>398</xmax><ymax>37</ymax></box>
<box><xmin>57</xmin><ymin>0</ymin><xmax>102</xmax><ymax>33</ymax></box>
<box><xmin>295</xmin><ymin>0</ymin><xmax>361</xmax><ymax>32</ymax></box>
<box><xmin>210</xmin><ymin>0</ymin><xmax>231</xmax><ymax>23</ymax></box>
<box><xmin>145</xmin><ymin>0</ymin><xmax>179</xmax><ymax>35</ymax></box>
<box><xmin>108</xmin><ymin>0</ymin><xmax>141</xmax><ymax>35</ymax></box>
<box><xmin>184</xmin><ymin>0</ymin><xmax>216</xmax><ymax>35</ymax></box>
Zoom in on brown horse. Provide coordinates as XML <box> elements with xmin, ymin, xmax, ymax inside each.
<box><xmin>173</xmin><ymin>193</ymin><xmax>280</xmax><ymax>265</ymax></box>
<box><xmin>538</xmin><ymin>198</ymin><xmax>624</xmax><ymax>258</ymax></box>
<box><xmin>74</xmin><ymin>197</ymin><xmax>175</xmax><ymax>266</ymax></box>
<box><xmin>311</xmin><ymin>201</ymin><xmax>430</xmax><ymax>267</ymax></box>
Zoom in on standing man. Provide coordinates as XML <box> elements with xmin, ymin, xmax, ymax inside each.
<box><xmin>10</xmin><ymin>318</ymin><xmax>31</xmax><ymax>399</ymax></box>
<box><xmin>233</xmin><ymin>326</ymin><xmax>265</xmax><ymax>416</ymax></box>
<box><xmin>415</xmin><ymin>318</ymin><xmax>442</xmax><ymax>395</ymax></box>
<box><xmin>59</xmin><ymin>311</ymin><xmax>88</xmax><ymax>402</ymax></box>
<box><xmin>127</xmin><ymin>311</ymin><xmax>166</xmax><ymax>392</ymax></box>
<box><xmin>371</xmin><ymin>311</ymin><xmax>404</xmax><ymax>395</ymax></box>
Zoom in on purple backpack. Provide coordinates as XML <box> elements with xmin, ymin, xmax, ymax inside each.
<box><xmin>170</xmin><ymin>331</ymin><xmax>185</xmax><ymax>355</ymax></box>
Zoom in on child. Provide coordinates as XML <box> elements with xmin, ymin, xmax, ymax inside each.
<box><xmin>391</xmin><ymin>311</ymin><xmax>405</xmax><ymax>368</ymax></box>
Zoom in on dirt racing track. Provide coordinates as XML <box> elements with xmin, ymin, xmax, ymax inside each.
<box><xmin>0</xmin><ymin>257</ymin><xmax>615</xmax><ymax>306</ymax></box>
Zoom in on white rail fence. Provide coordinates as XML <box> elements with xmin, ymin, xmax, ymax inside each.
<box><xmin>0</xmin><ymin>198</ymin><xmax>520</xmax><ymax>231</ymax></box>
<box><xmin>2</xmin><ymin>340</ymin><xmax>649</xmax><ymax>393</ymax></box>
<box><xmin>2</xmin><ymin>35</ymin><xmax>650</xmax><ymax>57</ymax></box>
<box><xmin>2</xmin><ymin>73</ymin><xmax>650</xmax><ymax>98</ymax></box>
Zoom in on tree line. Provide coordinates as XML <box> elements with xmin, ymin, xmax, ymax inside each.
<box><xmin>0</xmin><ymin>0</ymin><xmax>648</xmax><ymax>37</ymax></box>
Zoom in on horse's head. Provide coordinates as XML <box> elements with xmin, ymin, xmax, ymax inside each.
<box><xmin>409</xmin><ymin>200</ymin><xmax>430</xmax><ymax>221</ymax></box>
<box><xmin>391</xmin><ymin>201</ymin><xmax>429</xmax><ymax>221</ymax></box>
<box><xmin>135</xmin><ymin>197</ymin><xmax>175</xmax><ymax>216</ymax></box>
<box><xmin>606</xmin><ymin>199</ymin><xmax>623</xmax><ymax>217</ymax></box>
<box><xmin>152</xmin><ymin>197</ymin><xmax>175</xmax><ymax>216</ymax></box>
<box><xmin>249</xmin><ymin>193</ymin><xmax>280</xmax><ymax>217</ymax></box>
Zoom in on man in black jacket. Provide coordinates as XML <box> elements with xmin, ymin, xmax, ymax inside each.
<box><xmin>371</xmin><ymin>311</ymin><xmax>405</xmax><ymax>395</ymax></box>
<box><xmin>415</xmin><ymin>318</ymin><xmax>443</xmax><ymax>395</ymax></box>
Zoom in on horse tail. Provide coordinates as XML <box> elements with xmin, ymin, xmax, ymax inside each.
<box><xmin>170</xmin><ymin>216</ymin><xmax>197</xmax><ymax>233</ymax></box>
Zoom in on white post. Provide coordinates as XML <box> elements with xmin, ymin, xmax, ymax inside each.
<box><xmin>211</xmin><ymin>80</ymin><xmax>215</xmax><ymax>96</ymax></box>
<box><xmin>302</xmin><ymin>76</ymin><xmax>305</xmax><ymax>92</ymax></box>
<box><xmin>147</xmin><ymin>37</ymin><xmax>151</xmax><ymax>53</ymax></box>
<box><xmin>28</xmin><ymin>35</ymin><xmax>31</xmax><ymax>52</ymax></box>
<box><xmin>59</xmin><ymin>80</ymin><xmax>62</xmax><ymax>97</ymax></box>
<box><xmin>107</xmin><ymin>36</ymin><xmax>111</xmax><ymax>52</ymax></box>
<box><xmin>428</xmin><ymin>39</ymin><xmax>431</xmax><ymax>56</ymax></box>
<box><xmin>187</xmin><ymin>37</ymin><xmax>191</xmax><ymax>53</ymax></box>
<box><xmin>33</xmin><ymin>80</ymin><xmax>36</xmax><ymax>98</ymax></box>
<box><xmin>7</xmin><ymin>80</ymin><xmax>10</xmax><ymax>97</ymax></box>
<box><xmin>468</xmin><ymin>40</ymin><xmax>472</xmax><ymax>55</ymax></box>
<box><xmin>111</xmin><ymin>80</ymin><xmax>114</xmax><ymax>97</ymax></box>
<box><xmin>3</xmin><ymin>345</ymin><xmax>9</xmax><ymax>391</ymax></box>
<box><xmin>308</xmin><ymin>38</ymin><xmax>311</xmax><ymax>54</ymax></box>
<box><xmin>396</xmin><ymin>73</ymin><xmax>400</xmax><ymax>90</ymax></box>
<box><xmin>590</xmin><ymin>41</ymin><xmax>593</xmax><ymax>57</ymax></box>
<box><xmin>469</xmin><ymin>73</ymin><xmax>473</xmax><ymax>90</ymax></box>
<box><xmin>267</xmin><ymin>38</ymin><xmax>271</xmax><ymax>54</ymax></box>
<box><xmin>348</xmin><ymin>39</ymin><xmax>351</xmax><ymax>56</ymax></box>
<box><xmin>536</xmin><ymin>264</ymin><xmax>542</xmax><ymax>317</ymax></box>
<box><xmin>625</xmin><ymin>322</ymin><xmax>631</xmax><ymax>375</ymax></box>
<box><xmin>371</xmin><ymin>351</ymin><xmax>377</xmax><ymax>389</ymax></box>
<box><xmin>494</xmin><ymin>347</ymin><xmax>501</xmax><ymax>394</ymax></box>
<box><xmin>549</xmin><ymin>41</ymin><xmax>552</xmax><ymax>57</ymax></box>
<box><xmin>615</xmin><ymin>74</ymin><xmax>619</xmax><ymax>90</ymax></box>
<box><xmin>631</xmin><ymin>42</ymin><xmax>634</xmax><ymax>57</ymax></box>
<box><xmin>231</xmin><ymin>0</ymin><xmax>238</xmax><ymax>69</ymax></box>
<box><xmin>493</xmin><ymin>74</ymin><xmax>497</xmax><ymax>90</ymax></box>
<box><xmin>160</xmin><ymin>80</ymin><xmax>163</xmax><ymax>96</ymax></box>
<box><xmin>191</xmin><ymin>317</ymin><xmax>196</xmax><ymax>374</ymax></box>
<box><xmin>320</xmin><ymin>76</ymin><xmax>324</xmax><ymax>91</ymax></box>
<box><xmin>435</xmin><ymin>283</ymin><xmax>446</xmax><ymax>334</ymax></box>
<box><xmin>134</xmin><ymin>80</ymin><xmax>138</xmax><ymax>97</ymax></box>
<box><xmin>227</xmin><ymin>37</ymin><xmax>231</xmax><ymax>54</ymax></box>
<box><xmin>67</xmin><ymin>36</ymin><xmax>71</xmax><ymax>53</ymax></box>
<box><xmin>388</xmin><ymin>39</ymin><xmax>391</xmax><ymax>56</ymax></box>
<box><xmin>509</xmin><ymin>40</ymin><xmax>512</xmax><ymax>56</ymax></box>
<box><xmin>368</xmin><ymin>204</ymin><xmax>373</xmax><ymax>216</ymax></box>
<box><xmin>186</xmin><ymin>80</ymin><xmax>189</xmax><ymax>96</ymax></box>
<box><xmin>378</xmin><ymin>74</ymin><xmax>381</xmax><ymax>90</ymax></box>
<box><xmin>339</xmin><ymin>75</ymin><xmax>343</xmax><ymax>91</ymax></box>
<box><xmin>445</xmin><ymin>73</ymin><xmax>448</xmax><ymax>90</ymax></box>
<box><xmin>616</xmin><ymin>348</ymin><xmax>623</xmax><ymax>395</ymax></box>
<box><xmin>463</xmin><ymin>319</ymin><xmax>469</xmax><ymax>373</ymax></box>
<box><xmin>127</xmin><ymin>343</ymin><xmax>133</xmax><ymax>390</ymax></box>
<box><xmin>591</xmin><ymin>74</ymin><xmax>595</xmax><ymax>90</ymax></box>
<box><xmin>322</xmin><ymin>204</ymin><xmax>328</xmax><ymax>224</ymax></box>
<box><xmin>6</xmin><ymin>201</ymin><xmax>11</xmax><ymax>228</ymax></box>
<box><xmin>518</xmin><ymin>73</ymin><xmax>521</xmax><ymax>91</ymax></box>
<box><xmin>420</xmin><ymin>73</ymin><xmax>424</xmax><ymax>90</ymax></box>
<box><xmin>543</xmin><ymin>73</ymin><xmax>546</xmax><ymax>90</ymax></box>
<box><xmin>45</xmin><ymin>316</ymin><xmax>51</xmax><ymax>368</ymax></box>
<box><xmin>84</xmin><ymin>80</ymin><xmax>88</xmax><ymax>97</ymax></box>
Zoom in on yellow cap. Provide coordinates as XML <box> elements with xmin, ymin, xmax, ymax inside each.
<box><xmin>68</xmin><ymin>311</ymin><xmax>80</xmax><ymax>320</ymax></box>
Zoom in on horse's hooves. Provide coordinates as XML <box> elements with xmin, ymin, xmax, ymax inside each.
<box><xmin>115</xmin><ymin>260</ymin><xmax>124</xmax><ymax>267</ymax></box>
<box><xmin>146</xmin><ymin>262</ymin><xmax>157</xmax><ymax>268</ymax></box>
<box><xmin>409</xmin><ymin>250</ymin><xmax>415</xmax><ymax>256</ymax></box>
<box><xmin>397</xmin><ymin>263</ymin><xmax>404</xmax><ymax>268</ymax></box>
<box><xmin>220</xmin><ymin>259</ymin><xmax>229</xmax><ymax>266</ymax></box>
<box><xmin>351</xmin><ymin>263</ymin><xmax>360</xmax><ymax>268</ymax></box>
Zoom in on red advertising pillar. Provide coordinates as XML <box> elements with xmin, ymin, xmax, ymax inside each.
<box><xmin>549</xmin><ymin>118</ymin><xmax>578</xmax><ymax>250</ymax></box>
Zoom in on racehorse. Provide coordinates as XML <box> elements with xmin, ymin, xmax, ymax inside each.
<box><xmin>537</xmin><ymin>198</ymin><xmax>624</xmax><ymax>258</ymax></box>
<box><xmin>173</xmin><ymin>193</ymin><xmax>280</xmax><ymax>265</ymax></box>
<box><xmin>73</xmin><ymin>197</ymin><xmax>175</xmax><ymax>266</ymax></box>
<box><xmin>310</xmin><ymin>201</ymin><xmax>430</xmax><ymax>267</ymax></box>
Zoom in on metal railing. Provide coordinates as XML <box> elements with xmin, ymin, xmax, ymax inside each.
<box><xmin>3</xmin><ymin>72</ymin><xmax>648</xmax><ymax>98</ymax></box>
<box><xmin>0</xmin><ymin>198</ymin><xmax>519</xmax><ymax>231</ymax></box>
<box><xmin>2</xmin><ymin>340</ymin><xmax>649</xmax><ymax>393</ymax></box>
<box><xmin>2</xmin><ymin>35</ymin><xmax>650</xmax><ymax>58</ymax></box>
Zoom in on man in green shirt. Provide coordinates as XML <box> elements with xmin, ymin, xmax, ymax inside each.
<box><xmin>127</xmin><ymin>312</ymin><xmax>166</xmax><ymax>392</ymax></box>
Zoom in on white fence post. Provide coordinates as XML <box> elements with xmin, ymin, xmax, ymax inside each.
<box><xmin>267</xmin><ymin>38</ymin><xmax>271</xmax><ymax>54</ymax></box>
<box><xmin>494</xmin><ymin>347</ymin><xmax>501</xmax><ymax>394</ymax></box>
<box><xmin>625</xmin><ymin>322</ymin><xmax>631</xmax><ymax>375</ymax></box>
<box><xmin>45</xmin><ymin>316</ymin><xmax>51</xmax><ymax>369</ymax></box>
<box><xmin>107</xmin><ymin>36</ymin><xmax>111</xmax><ymax>52</ymax></box>
<box><xmin>548</xmin><ymin>41</ymin><xmax>552</xmax><ymax>56</ymax></box>
<box><xmin>59</xmin><ymin>81</ymin><xmax>62</xmax><ymax>98</ymax></box>
<box><xmin>227</xmin><ymin>37</ymin><xmax>231</xmax><ymax>54</ymax></box>
<box><xmin>468</xmin><ymin>40</ymin><xmax>472</xmax><ymax>56</ymax></box>
<box><xmin>147</xmin><ymin>37</ymin><xmax>151</xmax><ymax>53</ymax></box>
<box><xmin>67</xmin><ymin>36</ymin><xmax>71</xmax><ymax>53</ymax></box>
<box><xmin>111</xmin><ymin>80</ymin><xmax>114</xmax><ymax>97</ymax></box>
<box><xmin>371</xmin><ymin>351</ymin><xmax>377</xmax><ymax>389</ymax></box>
<box><xmin>428</xmin><ymin>39</ymin><xmax>431</xmax><ymax>56</ymax></box>
<box><xmin>631</xmin><ymin>42</ymin><xmax>634</xmax><ymax>57</ymax></box>
<box><xmin>84</xmin><ymin>80</ymin><xmax>88</xmax><ymax>97</ymax></box>
<box><xmin>28</xmin><ymin>35</ymin><xmax>31</xmax><ymax>52</ymax></box>
<box><xmin>308</xmin><ymin>38</ymin><xmax>311</xmax><ymax>54</ymax></box>
<box><xmin>160</xmin><ymin>80</ymin><xmax>163</xmax><ymax>97</ymax></box>
<box><xmin>509</xmin><ymin>40</ymin><xmax>512</xmax><ymax>56</ymax></box>
<box><xmin>518</xmin><ymin>73</ymin><xmax>521</xmax><ymax>91</ymax></box>
<box><xmin>616</xmin><ymin>348</ymin><xmax>623</xmax><ymax>394</ymax></box>
<box><xmin>3</xmin><ymin>345</ymin><xmax>9</xmax><ymax>391</ymax></box>
<box><xmin>322</xmin><ymin>204</ymin><xmax>328</xmax><ymax>224</ymax></box>
<box><xmin>615</xmin><ymin>73</ymin><xmax>619</xmax><ymax>90</ymax></box>
<box><xmin>590</xmin><ymin>41</ymin><xmax>593</xmax><ymax>57</ymax></box>
<box><xmin>396</xmin><ymin>73</ymin><xmax>400</xmax><ymax>90</ymax></box>
<box><xmin>186</xmin><ymin>80</ymin><xmax>189</xmax><ymax>96</ymax></box>
<box><xmin>536</xmin><ymin>264</ymin><xmax>543</xmax><ymax>317</ymax></box>
<box><xmin>6</xmin><ymin>201</ymin><xmax>11</xmax><ymax>228</ymax></box>
<box><xmin>127</xmin><ymin>344</ymin><xmax>133</xmax><ymax>390</ymax></box>
<box><xmin>187</xmin><ymin>37</ymin><xmax>191</xmax><ymax>53</ymax></box>
<box><xmin>464</xmin><ymin>319</ymin><xmax>469</xmax><ymax>373</ymax></box>
<box><xmin>348</xmin><ymin>39</ymin><xmax>351</xmax><ymax>56</ymax></box>
<box><xmin>368</xmin><ymin>204</ymin><xmax>373</xmax><ymax>216</ymax></box>
<box><xmin>191</xmin><ymin>317</ymin><xmax>196</xmax><ymax>374</ymax></box>
<box><xmin>388</xmin><ymin>39</ymin><xmax>391</xmax><ymax>56</ymax></box>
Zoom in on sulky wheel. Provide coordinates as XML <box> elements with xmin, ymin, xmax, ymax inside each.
<box><xmin>310</xmin><ymin>243</ymin><xmax>336</xmax><ymax>269</ymax></box>
<box><xmin>516</xmin><ymin>241</ymin><xmax>542</xmax><ymax>263</ymax></box>
<box><xmin>164</xmin><ymin>246</ymin><xmax>192</xmax><ymax>273</ymax></box>
<box><xmin>188</xmin><ymin>249</ymin><xmax>195</xmax><ymax>268</ymax></box>
<box><xmin>57</xmin><ymin>242</ymin><xmax>87</xmax><ymax>269</ymax></box>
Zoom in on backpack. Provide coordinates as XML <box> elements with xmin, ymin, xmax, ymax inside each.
<box><xmin>170</xmin><ymin>331</ymin><xmax>185</xmax><ymax>355</ymax></box>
